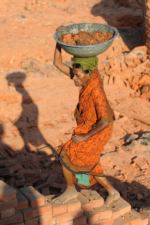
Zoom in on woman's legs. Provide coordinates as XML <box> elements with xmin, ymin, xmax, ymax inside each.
<box><xmin>52</xmin><ymin>166</ymin><xmax>79</xmax><ymax>203</ymax></box>
<box><xmin>95</xmin><ymin>176</ymin><xmax>120</xmax><ymax>205</ymax></box>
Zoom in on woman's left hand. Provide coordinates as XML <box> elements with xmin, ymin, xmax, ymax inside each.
<box><xmin>71</xmin><ymin>134</ymin><xmax>87</xmax><ymax>143</ymax></box>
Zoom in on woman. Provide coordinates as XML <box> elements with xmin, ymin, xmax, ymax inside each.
<box><xmin>53</xmin><ymin>42</ymin><xmax>120</xmax><ymax>205</ymax></box>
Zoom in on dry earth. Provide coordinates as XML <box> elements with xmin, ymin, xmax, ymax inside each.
<box><xmin>0</xmin><ymin>0</ymin><xmax>150</xmax><ymax>222</ymax></box>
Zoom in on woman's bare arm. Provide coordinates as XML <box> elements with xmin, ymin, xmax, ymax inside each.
<box><xmin>53</xmin><ymin>43</ymin><xmax>73</xmax><ymax>77</ymax></box>
<box><xmin>72</xmin><ymin>117</ymin><xmax>112</xmax><ymax>143</ymax></box>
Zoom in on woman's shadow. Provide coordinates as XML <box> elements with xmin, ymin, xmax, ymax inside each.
<box><xmin>6</xmin><ymin>72</ymin><xmax>49</xmax><ymax>152</ymax></box>
<box><xmin>6</xmin><ymin>72</ymin><xmax>66</xmax><ymax>195</ymax></box>
<box><xmin>91</xmin><ymin>0</ymin><xmax>146</xmax><ymax>49</ymax></box>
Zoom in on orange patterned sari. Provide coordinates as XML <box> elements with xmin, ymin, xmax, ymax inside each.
<box><xmin>60</xmin><ymin>69</ymin><xmax>113</xmax><ymax>184</ymax></box>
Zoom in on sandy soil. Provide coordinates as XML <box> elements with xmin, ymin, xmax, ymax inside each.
<box><xmin>0</xmin><ymin>0</ymin><xmax>150</xmax><ymax>220</ymax></box>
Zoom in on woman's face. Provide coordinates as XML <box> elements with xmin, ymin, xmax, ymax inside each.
<box><xmin>73</xmin><ymin>65</ymin><xmax>89</xmax><ymax>87</ymax></box>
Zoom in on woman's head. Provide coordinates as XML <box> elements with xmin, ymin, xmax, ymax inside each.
<box><xmin>72</xmin><ymin>56</ymin><xmax>98</xmax><ymax>87</ymax></box>
<box><xmin>73</xmin><ymin>63</ymin><xmax>90</xmax><ymax>87</ymax></box>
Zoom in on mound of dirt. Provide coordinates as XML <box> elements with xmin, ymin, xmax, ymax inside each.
<box><xmin>61</xmin><ymin>31</ymin><xmax>113</xmax><ymax>45</ymax></box>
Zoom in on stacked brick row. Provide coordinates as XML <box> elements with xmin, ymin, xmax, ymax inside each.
<box><xmin>145</xmin><ymin>0</ymin><xmax>150</xmax><ymax>55</ymax></box>
<box><xmin>0</xmin><ymin>180</ymin><xmax>148</xmax><ymax>225</ymax></box>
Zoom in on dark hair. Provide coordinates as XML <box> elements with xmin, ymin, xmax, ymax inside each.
<box><xmin>73</xmin><ymin>63</ymin><xmax>81</xmax><ymax>69</ymax></box>
<box><xmin>73</xmin><ymin>64</ymin><xmax>90</xmax><ymax>74</ymax></box>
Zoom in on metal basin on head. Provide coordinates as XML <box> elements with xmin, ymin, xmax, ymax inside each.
<box><xmin>54</xmin><ymin>23</ymin><xmax>119</xmax><ymax>57</ymax></box>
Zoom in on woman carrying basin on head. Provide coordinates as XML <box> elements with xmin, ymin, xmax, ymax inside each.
<box><xmin>53</xmin><ymin>27</ymin><xmax>120</xmax><ymax>205</ymax></box>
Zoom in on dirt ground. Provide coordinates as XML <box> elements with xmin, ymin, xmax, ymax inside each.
<box><xmin>0</xmin><ymin>0</ymin><xmax>150</xmax><ymax>221</ymax></box>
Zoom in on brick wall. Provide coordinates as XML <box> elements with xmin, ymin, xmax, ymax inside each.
<box><xmin>0</xmin><ymin>180</ymin><xmax>148</xmax><ymax>225</ymax></box>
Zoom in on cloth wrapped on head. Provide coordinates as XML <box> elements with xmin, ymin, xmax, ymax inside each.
<box><xmin>72</xmin><ymin>56</ymin><xmax>98</xmax><ymax>72</ymax></box>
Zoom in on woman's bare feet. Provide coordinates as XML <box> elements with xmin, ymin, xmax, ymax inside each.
<box><xmin>105</xmin><ymin>190</ymin><xmax>120</xmax><ymax>205</ymax></box>
<box><xmin>52</xmin><ymin>186</ymin><xmax>79</xmax><ymax>204</ymax></box>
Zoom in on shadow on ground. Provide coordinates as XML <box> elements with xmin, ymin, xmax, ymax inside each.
<box><xmin>91</xmin><ymin>176</ymin><xmax>150</xmax><ymax>211</ymax></box>
<box><xmin>91</xmin><ymin>0</ymin><xmax>146</xmax><ymax>49</ymax></box>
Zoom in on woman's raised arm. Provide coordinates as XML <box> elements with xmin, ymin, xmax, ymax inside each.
<box><xmin>53</xmin><ymin>43</ymin><xmax>73</xmax><ymax>78</ymax></box>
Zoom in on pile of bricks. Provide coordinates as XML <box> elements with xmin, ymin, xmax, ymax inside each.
<box><xmin>0</xmin><ymin>180</ymin><xmax>148</xmax><ymax>225</ymax></box>
<box><xmin>145</xmin><ymin>0</ymin><xmax>150</xmax><ymax>55</ymax></box>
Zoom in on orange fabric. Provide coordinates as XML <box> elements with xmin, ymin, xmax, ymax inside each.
<box><xmin>60</xmin><ymin>69</ymin><xmax>113</xmax><ymax>185</ymax></box>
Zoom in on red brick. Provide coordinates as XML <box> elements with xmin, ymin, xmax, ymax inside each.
<box><xmin>0</xmin><ymin>180</ymin><xmax>16</xmax><ymax>201</ymax></box>
<box><xmin>111</xmin><ymin>198</ymin><xmax>131</xmax><ymax>220</ymax></box>
<box><xmin>1</xmin><ymin>208</ymin><xmax>15</xmax><ymax>218</ymax></box>
<box><xmin>67</xmin><ymin>199</ymin><xmax>81</xmax><ymax>212</ymax></box>
<box><xmin>0</xmin><ymin>199</ymin><xmax>17</xmax><ymax>211</ymax></box>
<box><xmin>78</xmin><ymin>192</ymin><xmax>104</xmax><ymax>212</ymax></box>
<box><xmin>88</xmin><ymin>207</ymin><xmax>112</xmax><ymax>225</ymax></box>
<box><xmin>22</xmin><ymin>203</ymin><xmax>52</xmax><ymax>220</ymax></box>
<box><xmin>0</xmin><ymin>211</ymin><xmax>23</xmax><ymax>225</ymax></box>
<box><xmin>52</xmin><ymin>217</ymin><xmax>57</xmax><ymax>225</ymax></box>
<box><xmin>56</xmin><ymin>210</ymin><xmax>83</xmax><ymax>223</ymax></box>
<box><xmin>20</xmin><ymin>186</ymin><xmax>45</xmax><ymax>207</ymax></box>
<box><xmin>95</xmin><ymin>218</ymin><xmax>113</xmax><ymax>225</ymax></box>
<box><xmin>52</xmin><ymin>203</ymin><xmax>67</xmax><ymax>216</ymax></box>
<box><xmin>39</xmin><ymin>212</ymin><xmax>52</xmax><ymax>225</ymax></box>
<box><xmin>16</xmin><ymin>191</ymin><xmax>29</xmax><ymax>210</ymax></box>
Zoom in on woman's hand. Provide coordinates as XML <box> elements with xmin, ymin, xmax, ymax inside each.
<box><xmin>71</xmin><ymin>134</ymin><xmax>88</xmax><ymax>143</ymax></box>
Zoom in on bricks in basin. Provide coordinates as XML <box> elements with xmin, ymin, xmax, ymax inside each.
<box><xmin>22</xmin><ymin>203</ymin><xmax>52</xmax><ymax>220</ymax></box>
<box><xmin>0</xmin><ymin>180</ymin><xmax>16</xmax><ymax>201</ymax></box>
<box><xmin>20</xmin><ymin>186</ymin><xmax>45</xmax><ymax>207</ymax></box>
<box><xmin>0</xmin><ymin>211</ymin><xmax>23</xmax><ymax>225</ymax></box>
<box><xmin>16</xmin><ymin>191</ymin><xmax>29</xmax><ymax>210</ymax></box>
<box><xmin>0</xmin><ymin>208</ymin><xmax>15</xmax><ymax>218</ymax></box>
